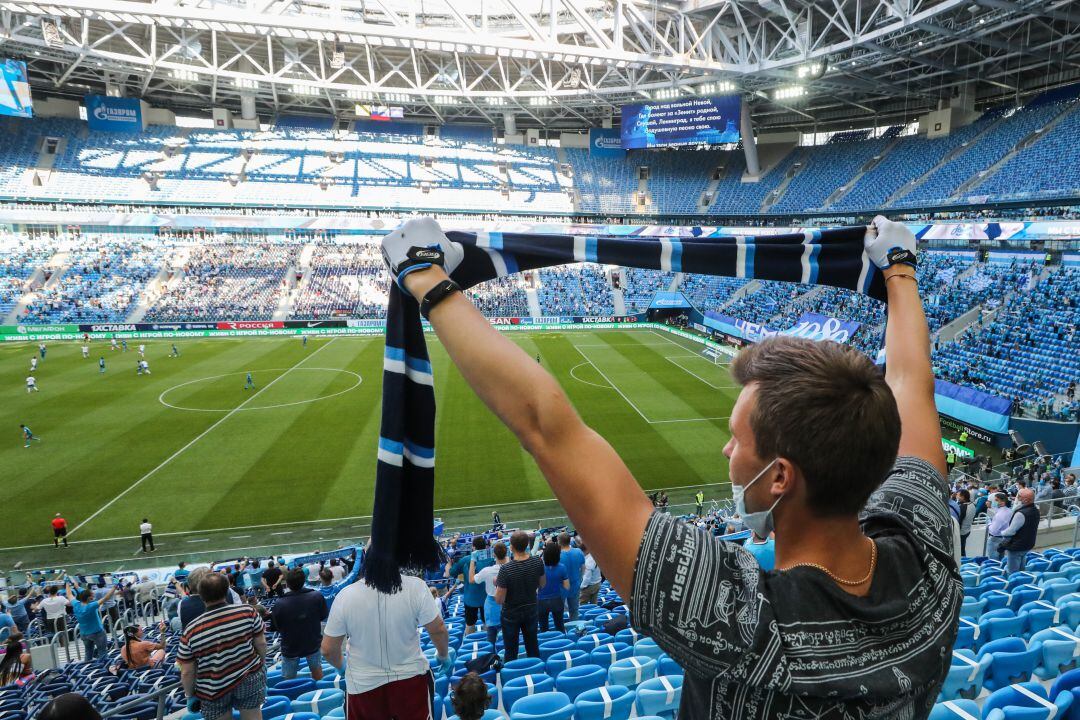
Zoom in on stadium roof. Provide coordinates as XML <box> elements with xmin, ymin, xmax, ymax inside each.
<box><xmin>1</xmin><ymin>0</ymin><xmax>1079</xmax><ymax>131</ymax></box>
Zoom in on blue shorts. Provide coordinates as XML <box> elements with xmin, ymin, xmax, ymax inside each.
<box><xmin>280</xmin><ymin>651</ymin><xmax>322</xmax><ymax>679</ymax></box>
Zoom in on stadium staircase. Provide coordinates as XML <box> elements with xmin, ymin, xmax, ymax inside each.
<box><xmin>718</xmin><ymin>279</ymin><xmax>761</xmax><ymax>310</ymax></box>
<box><xmin>931</xmin><ymin>263</ymin><xmax>986</xmax><ymax>343</ymax></box>
<box><xmin>611</xmin><ymin>287</ymin><xmax>627</xmax><ymax>316</ymax></box>
<box><xmin>768</xmin><ymin>285</ymin><xmax>826</xmax><ymax>325</ymax></box>
<box><xmin>939</xmin><ymin>263</ymin><xmax>1056</xmax><ymax>347</ymax></box>
<box><xmin>4</xmin><ymin>251</ymin><xmax>70</xmax><ymax>324</ymax></box>
<box><xmin>822</xmin><ymin>136</ymin><xmax>902</xmax><ymax>209</ymax></box>
<box><xmin>636</xmin><ymin>170</ymin><xmax>649</xmax><ymax>214</ymax></box>
<box><xmin>700</xmin><ymin>175</ymin><xmax>722</xmax><ymax>211</ymax></box>
<box><xmin>525</xmin><ymin>287</ymin><xmax>542</xmax><ymax>318</ymax></box>
<box><xmin>759</xmin><ymin>149</ymin><xmax>806</xmax><ymax>213</ymax></box>
<box><xmin>958</xmin><ymin>102</ymin><xmax>1080</xmax><ymax>201</ymax></box>
<box><xmin>124</xmin><ymin>265</ymin><xmax>172</xmax><ymax>323</ymax></box>
<box><xmin>272</xmin><ymin>262</ymin><xmax>300</xmax><ymax>321</ymax></box>
<box><xmin>887</xmin><ymin>112</ymin><xmax>1013</xmax><ymax>206</ymax></box>
<box><xmin>1</xmin><ymin>262</ymin><xmax>49</xmax><ymax>324</ymax></box>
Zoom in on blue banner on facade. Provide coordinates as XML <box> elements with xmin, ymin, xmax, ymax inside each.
<box><xmin>0</xmin><ymin>59</ymin><xmax>32</xmax><ymax>118</ymax></box>
<box><xmin>589</xmin><ymin>128</ymin><xmax>625</xmax><ymax>158</ymax></box>
<box><xmin>703</xmin><ymin>311</ymin><xmax>860</xmax><ymax>344</ymax></box>
<box><xmin>85</xmin><ymin>94</ymin><xmax>143</xmax><ymax>132</ymax></box>
<box><xmin>934</xmin><ymin>379</ymin><xmax>1011</xmax><ymax>434</ymax></box>
<box><xmin>649</xmin><ymin>292</ymin><xmax>692</xmax><ymax>309</ymax></box>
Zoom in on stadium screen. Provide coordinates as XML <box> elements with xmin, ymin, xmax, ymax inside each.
<box><xmin>0</xmin><ymin>58</ymin><xmax>33</xmax><ymax>118</ymax></box>
<box><xmin>620</xmin><ymin>95</ymin><xmax>740</xmax><ymax>149</ymax></box>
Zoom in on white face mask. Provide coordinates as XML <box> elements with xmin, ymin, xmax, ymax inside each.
<box><xmin>732</xmin><ymin>458</ymin><xmax>782</xmax><ymax>538</ymax></box>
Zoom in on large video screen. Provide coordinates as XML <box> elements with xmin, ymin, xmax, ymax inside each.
<box><xmin>620</xmin><ymin>95</ymin><xmax>740</xmax><ymax>149</ymax></box>
<box><xmin>0</xmin><ymin>59</ymin><xmax>33</xmax><ymax>119</ymax></box>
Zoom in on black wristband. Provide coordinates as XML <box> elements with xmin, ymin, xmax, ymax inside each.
<box><xmin>420</xmin><ymin>279</ymin><xmax>462</xmax><ymax>320</ymax></box>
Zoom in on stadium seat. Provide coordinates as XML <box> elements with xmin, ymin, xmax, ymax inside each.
<box><xmin>259</xmin><ymin>696</ymin><xmax>293</xmax><ymax>719</ymax></box>
<box><xmin>938</xmin><ymin>650</ymin><xmax>992</xmax><ymax>701</ymax></box>
<box><xmin>632</xmin><ymin>637</ymin><xmax>663</xmax><ymax>661</ymax></box>
<box><xmin>978</xmin><ymin>637</ymin><xmax>1041</xmax><ymax>691</ymax></box>
<box><xmin>501</xmin><ymin>657</ymin><xmax>547</xmax><ymax>684</ymax></box>
<box><xmin>509</xmin><ymin>691</ymin><xmax>575</xmax><ymax>720</ymax></box>
<box><xmin>502</xmin><ymin>674</ymin><xmax>556</xmax><ymax>713</ymax></box>
<box><xmin>656</xmin><ymin>654</ymin><xmax>684</xmax><ymax>678</ymax></box>
<box><xmin>448</xmin><ymin>712</ymin><xmax>503</xmax><ymax>720</ymax></box>
<box><xmin>1030</xmin><ymin>627</ymin><xmax>1080</xmax><ymax>679</ymax></box>
<box><xmin>982</xmin><ymin>681</ymin><xmax>1073</xmax><ymax>719</ymax></box>
<box><xmin>980</xmin><ymin>609</ymin><xmax>1027</xmax><ymax>644</ymax></box>
<box><xmin>554</xmin><ymin>664</ymin><xmax>607</xmax><ymax>701</ymax></box>
<box><xmin>928</xmin><ymin>700</ymin><xmax>983</xmax><ymax>720</ymax></box>
<box><xmin>955</xmin><ymin>618</ymin><xmax>980</xmax><ymax>650</ymax></box>
<box><xmin>271</xmin><ymin>678</ymin><xmax>317</xmax><ymax>700</ymax></box>
<box><xmin>608</xmin><ymin>656</ymin><xmax>657</xmax><ymax>689</ymax></box>
<box><xmin>634</xmin><ymin>675</ymin><xmax>683</xmax><ymax>718</ymax></box>
<box><xmin>539</xmin><ymin>638</ymin><xmax>576</xmax><ymax>661</ymax></box>
<box><xmin>290</xmin><ymin>689</ymin><xmax>344</xmax><ymax>716</ymax></box>
<box><xmin>614</xmin><ymin>628</ymin><xmax>641</xmax><ymax>646</ymax></box>
<box><xmin>545</xmin><ymin>649</ymin><xmax>589</xmax><ymax>676</ymax></box>
<box><xmin>589</xmin><ymin>642</ymin><xmax>632</xmax><ymax>668</ymax></box>
<box><xmin>576</xmin><ymin>634</ymin><xmax>615</xmax><ymax>652</ymax></box>
<box><xmin>574</xmin><ymin>685</ymin><xmax>635</xmax><ymax>720</ymax></box>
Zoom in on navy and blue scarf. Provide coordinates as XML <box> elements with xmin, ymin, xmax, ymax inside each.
<box><xmin>362</xmin><ymin>226</ymin><xmax>885</xmax><ymax>592</ymax></box>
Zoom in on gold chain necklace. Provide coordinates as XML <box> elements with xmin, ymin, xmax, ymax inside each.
<box><xmin>784</xmin><ymin>538</ymin><xmax>878</xmax><ymax>587</ymax></box>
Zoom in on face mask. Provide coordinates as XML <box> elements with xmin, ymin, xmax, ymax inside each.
<box><xmin>732</xmin><ymin>458</ymin><xmax>782</xmax><ymax>538</ymax></box>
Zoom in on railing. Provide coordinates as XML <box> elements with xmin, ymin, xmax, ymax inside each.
<box><xmin>100</xmin><ymin>680</ymin><xmax>181</xmax><ymax>720</ymax></box>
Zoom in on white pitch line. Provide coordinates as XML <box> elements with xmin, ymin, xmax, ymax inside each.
<box><xmin>572</xmin><ymin>345</ymin><xmax>653</xmax><ymax>424</ymax></box>
<box><xmin>67</xmin><ymin>338</ymin><xmax>339</xmax><ymax>537</ymax></box>
<box><xmin>568</xmin><ymin>362</ymin><xmax>612</xmax><ymax>389</ymax></box>
<box><xmin>664</xmin><ymin>356</ymin><xmax>738</xmax><ymax>391</ymax></box>
<box><xmin>650</xmin><ymin>416</ymin><xmax>731</xmax><ymax>424</ymax></box>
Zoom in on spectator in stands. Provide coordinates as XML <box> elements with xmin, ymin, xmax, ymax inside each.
<box><xmin>956</xmin><ymin>490</ymin><xmax>973</xmax><ymax>556</ymax></box>
<box><xmin>174</xmin><ymin>562</ymin><xmax>190</xmax><ymax>582</ymax></box>
<box><xmin>69</xmin><ymin>583</ymin><xmax>116</xmax><ymax>660</ymax></box>
<box><xmin>328</xmin><ymin>558</ymin><xmax>347</xmax><ymax>582</ymax></box>
<box><xmin>496</xmin><ymin>530</ymin><xmax>545</xmax><ymax>661</ymax></box>
<box><xmin>471</xmin><ymin>541</ymin><xmax>508</xmax><ymax>646</ymax></box>
<box><xmin>178</xmin><ymin>567</ymin><xmax>241</xmax><ymax>631</ymax></box>
<box><xmin>179</xmin><ymin>573</ymin><xmax>267</xmax><ymax>720</ymax></box>
<box><xmin>271</xmin><ymin>569</ymin><xmax>328</xmax><ymax>681</ymax></box>
<box><xmin>40</xmin><ymin>585</ymin><xmax>69</xmax><ymax>647</ymax></box>
<box><xmin>1001</xmin><ymin>487</ymin><xmax>1041</xmax><ymax>573</ymax></box>
<box><xmin>321</xmin><ymin>564</ymin><xmax>451</xmax><ymax>720</ymax></box>
<box><xmin>0</xmin><ymin>633</ymin><xmax>32</xmax><ymax>686</ymax></box>
<box><xmin>537</xmin><ymin>542</ymin><xmax>569</xmax><ymax>633</ymax></box>
<box><xmin>316</xmin><ymin>567</ymin><xmax>337</xmax><ymax>609</ymax></box>
<box><xmin>447</xmin><ymin>537</ymin><xmax>489</xmax><ymax>635</ymax></box>
<box><xmin>261</xmin><ymin>560</ymin><xmax>283</xmax><ymax>598</ymax></box>
<box><xmin>132</xmin><ymin>575</ymin><xmax>159</xmax><ymax>610</ymax></box>
<box><xmin>120</xmin><ymin>622</ymin><xmax>168</xmax><ymax>669</ymax></box>
<box><xmin>744</xmin><ymin>531</ymin><xmax>776</xmax><ymax>571</ymax></box>
<box><xmin>986</xmin><ymin>493</ymin><xmax>1012</xmax><ymax>558</ymax></box>
<box><xmin>557</xmin><ymin>532</ymin><xmax>585</xmax><ymax>621</ymax></box>
<box><xmin>1065</xmin><ymin>474</ymin><xmax>1079</xmax><ymax>507</ymax></box>
<box><xmin>391</xmin><ymin>215</ymin><xmax>959</xmax><ymax>716</ymax></box>
<box><xmin>450</xmin><ymin>672</ymin><xmax>491</xmax><ymax>720</ymax></box>
<box><xmin>38</xmin><ymin>692</ymin><xmax>101</xmax><ymax>720</ymax></box>
<box><xmin>578</xmin><ymin>541</ymin><xmax>602</xmax><ymax>606</ymax></box>
<box><xmin>4</xmin><ymin>587</ymin><xmax>38</xmax><ymax>634</ymax></box>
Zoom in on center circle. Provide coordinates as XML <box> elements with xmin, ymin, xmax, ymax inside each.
<box><xmin>158</xmin><ymin>367</ymin><xmax>363</xmax><ymax>412</ymax></box>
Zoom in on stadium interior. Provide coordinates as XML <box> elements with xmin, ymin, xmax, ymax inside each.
<box><xmin>1</xmin><ymin>0</ymin><xmax>1080</xmax><ymax>718</ymax></box>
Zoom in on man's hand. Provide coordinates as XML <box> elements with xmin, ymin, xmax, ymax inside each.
<box><xmin>864</xmin><ymin>215</ymin><xmax>917</xmax><ymax>271</ymax></box>
<box><xmin>380</xmin><ymin>217</ymin><xmax>463</xmax><ymax>294</ymax></box>
<box><xmin>435</xmin><ymin>648</ymin><xmax>456</xmax><ymax>677</ymax></box>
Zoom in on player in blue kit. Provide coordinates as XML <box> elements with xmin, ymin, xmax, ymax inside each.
<box><xmin>20</xmin><ymin>424</ymin><xmax>40</xmax><ymax>448</ymax></box>
<box><xmin>244</xmin><ymin>372</ymin><xmax>255</xmax><ymax>390</ymax></box>
<box><xmin>99</xmin><ymin>357</ymin><xmax>106</xmax><ymax>373</ymax></box>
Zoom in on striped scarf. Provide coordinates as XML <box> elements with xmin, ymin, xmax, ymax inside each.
<box><xmin>362</xmin><ymin>226</ymin><xmax>884</xmax><ymax>592</ymax></box>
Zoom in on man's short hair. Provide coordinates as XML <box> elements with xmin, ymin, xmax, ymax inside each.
<box><xmin>185</xmin><ymin>567</ymin><xmax>209</xmax><ymax>593</ymax></box>
<box><xmin>285</xmin><ymin>569</ymin><xmax>306</xmax><ymax>592</ymax></box>
<box><xmin>557</xmin><ymin>532</ymin><xmax>571</xmax><ymax>548</ymax></box>
<box><xmin>731</xmin><ymin>336</ymin><xmax>901</xmax><ymax>517</ymax></box>
<box><xmin>198</xmin><ymin>572</ymin><xmax>230</xmax><ymax>604</ymax></box>
<box><xmin>78</xmin><ymin>589</ymin><xmax>92</xmax><ymax>603</ymax></box>
<box><xmin>319</xmin><ymin>568</ymin><xmax>334</xmax><ymax>585</ymax></box>
<box><xmin>492</xmin><ymin>542</ymin><xmax>507</xmax><ymax>560</ymax></box>
<box><xmin>509</xmin><ymin>531</ymin><xmax>529</xmax><ymax>554</ymax></box>
<box><xmin>472</xmin><ymin>535</ymin><xmax>487</xmax><ymax>551</ymax></box>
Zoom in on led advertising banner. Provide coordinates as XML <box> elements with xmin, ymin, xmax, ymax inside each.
<box><xmin>588</xmin><ymin>128</ymin><xmax>625</xmax><ymax>158</ymax></box>
<box><xmin>0</xmin><ymin>59</ymin><xmax>33</xmax><ymax>118</ymax></box>
<box><xmin>85</xmin><ymin>94</ymin><xmax>143</xmax><ymax>132</ymax></box>
<box><xmin>620</xmin><ymin>95</ymin><xmax>741</xmax><ymax>149</ymax></box>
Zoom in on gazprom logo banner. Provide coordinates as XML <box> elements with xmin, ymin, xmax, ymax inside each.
<box><xmin>85</xmin><ymin>94</ymin><xmax>143</xmax><ymax>132</ymax></box>
<box><xmin>589</xmin><ymin>128</ymin><xmax>625</xmax><ymax>158</ymax></box>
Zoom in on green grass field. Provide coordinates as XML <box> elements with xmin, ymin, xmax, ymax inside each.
<box><xmin>0</xmin><ymin>328</ymin><xmax>736</xmax><ymax>575</ymax></box>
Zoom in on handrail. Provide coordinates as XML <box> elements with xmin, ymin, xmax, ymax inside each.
<box><xmin>100</xmin><ymin>680</ymin><xmax>181</xmax><ymax>719</ymax></box>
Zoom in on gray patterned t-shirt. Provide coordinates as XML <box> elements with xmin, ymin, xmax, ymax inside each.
<box><xmin>631</xmin><ymin>456</ymin><xmax>963</xmax><ymax>719</ymax></box>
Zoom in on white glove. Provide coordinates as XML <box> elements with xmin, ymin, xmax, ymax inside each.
<box><xmin>864</xmin><ymin>215</ymin><xmax>916</xmax><ymax>270</ymax></box>
<box><xmin>380</xmin><ymin>217</ymin><xmax>464</xmax><ymax>293</ymax></box>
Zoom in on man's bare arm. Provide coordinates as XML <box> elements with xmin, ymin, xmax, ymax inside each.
<box><xmin>321</xmin><ymin>634</ymin><xmax>344</xmax><ymax>669</ymax></box>
<box><xmin>403</xmin><ymin>267</ymin><xmax>653</xmax><ymax>599</ymax></box>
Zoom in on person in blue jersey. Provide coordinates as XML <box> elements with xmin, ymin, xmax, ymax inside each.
<box><xmin>244</xmin><ymin>372</ymin><xmax>255</xmax><ymax>390</ymax></box>
<box><xmin>99</xmin><ymin>357</ymin><xmax>106</xmax><ymax>373</ymax></box>
<box><xmin>170</xmin><ymin>343</ymin><xmax>181</xmax><ymax>358</ymax></box>
<box><xmin>744</xmin><ymin>531</ymin><xmax>776</xmax><ymax>571</ymax></box>
<box><xmin>557</xmin><ymin>533</ymin><xmax>585</xmax><ymax>621</ymax></box>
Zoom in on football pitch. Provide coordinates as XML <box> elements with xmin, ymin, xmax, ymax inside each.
<box><xmin>0</xmin><ymin>328</ymin><xmax>736</xmax><ymax>575</ymax></box>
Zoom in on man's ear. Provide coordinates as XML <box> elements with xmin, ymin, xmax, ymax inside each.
<box><xmin>772</xmin><ymin>458</ymin><xmax>800</xmax><ymax>497</ymax></box>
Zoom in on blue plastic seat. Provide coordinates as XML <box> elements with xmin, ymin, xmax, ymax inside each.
<box><xmin>291</xmin><ymin>688</ymin><xmax>344</xmax><ymax>716</ymax></box>
<box><xmin>1043</xmin><ymin>579</ymin><xmax>1080</xmax><ymax>603</ymax></box>
<box><xmin>259</xmin><ymin>696</ymin><xmax>293</xmax><ymax>719</ymax></box>
<box><xmin>634</xmin><ymin>675</ymin><xmax>683</xmax><ymax>718</ymax></box>
<box><xmin>501</xmin><ymin>657</ymin><xmax>547</xmax><ymax>685</ymax></box>
<box><xmin>554</xmin><ymin>664</ymin><xmax>607</xmax><ymax>701</ymax></box>
<box><xmin>633</xmin><ymin>637</ymin><xmax>663</xmax><ymax>660</ymax></box>
<box><xmin>1020</xmin><ymin>600</ymin><xmax>1061</xmax><ymax>638</ymax></box>
<box><xmin>322</xmin><ymin>708</ymin><xmax>346</xmax><ymax>720</ymax></box>
<box><xmin>982</xmin><ymin>681</ymin><xmax>1073</xmax><ymax>720</ymax></box>
<box><xmin>1030</xmin><ymin>627</ymin><xmax>1080</xmax><ymax>679</ymax></box>
<box><xmin>448</xmin><ymin>712</ymin><xmax>503</xmax><ymax>720</ymax></box>
<box><xmin>537</xmin><ymin>631</ymin><xmax>566</xmax><ymax>644</ymax></box>
<box><xmin>928</xmin><ymin>699</ymin><xmax>982</xmax><ymax>720</ymax></box>
<box><xmin>545</xmin><ymin>649</ymin><xmax>589</xmax><ymax>677</ymax></box>
<box><xmin>955</xmin><ymin>618</ymin><xmax>979</xmax><ymax>650</ymax></box>
<box><xmin>614</xmin><ymin>628</ymin><xmax>641</xmax><ymax>646</ymax></box>
<box><xmin>576</xmin><ymin>634</ymin><xmax>615</xmax><ymax>652</ymax></box>
<box><xmin>980</xmin><ymin>609</ymin><xmax>1026</xmax><ymax>644</ymax></box>
<box><xmin>961</xmin><ymin>597</ymin><xmax>987</xmax><ymax>619</ymax></box>
<box><xmin>608</xmin><ymin>656</ymin><xmax>657</xmax><ymax>689</ymax></box>
<box><xmin>574</xmin><ymin>685</ymin><xmax>634</xmax><ymax>720</ymax></box>
<box><xmin>589</xmin><ymin>642</ymin><xmax>632</xmax><ymax>668</ymax></box>
<box><xmin>938</xmin><ymin>650</ymin><xmax>992</xmax><ymax>701</ymax></box>
<box><xmin>270</xmin><ymin>678</ymin><xmax>316</xmax><ymax>700</ymax></box>
<box><xmin>315</xmin><ymin>674</ymin><xmax>348</xmax><ymax>691</ymax></box>
<box><xmin>539</xmin><ymin>638</ymin><xmax>576</xmax><ymax>661</ymax></box>
<box><xmin>509</xmin><ymin>691</ymin><xmax>575</xmax><ymax>720</ymax></box>
<box><xmin>978</xmin><ymin>637</ymin><xmax>1041</xmax><ymax>691</ymax></box>
<box><xmin>502</xmin><ymin>674</ymin><xmax>556</xmax><ymax>713</ymax></box>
